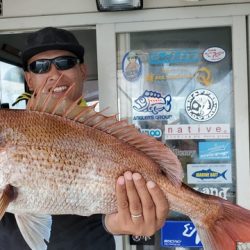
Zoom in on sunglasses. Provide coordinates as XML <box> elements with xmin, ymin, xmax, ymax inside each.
<box><xmin>27</xmin><ymin>56</ymin><xmax>81</xmax><ymax>74</ymax></box>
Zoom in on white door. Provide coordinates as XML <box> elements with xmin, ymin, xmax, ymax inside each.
<box><xmin>97</xmin><ymin>14</ymin><xmax>250</xmax><ymax>250</ymax></box>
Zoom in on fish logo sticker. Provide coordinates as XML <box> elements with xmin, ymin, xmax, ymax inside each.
<box><xmin>187</xmin><ymin>164</ymin><xmax>232</xmax><ymax>184</ymax></box>
<box><xmin>133</xmin><ymin>90</ymin><xmax>172</xmax><ymax>115</ymax></box>
<box><xmin>192</xmin><ymin>169</ymin><xmax>227</xmax><ymax>180</ymax></box>
<box><xmin>122</xmin><ymin>51</ymin><xmax>142</xmax><ymax>82</ymax></box>
<box><xmin>185</xmin><ymin>89</ymin><xmax>218</xmax><ymax>121</ymax></box>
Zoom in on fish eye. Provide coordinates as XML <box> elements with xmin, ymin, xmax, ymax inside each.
<box><xmin>139</xmin><ymin>97</ymin><xmax>146</xmax><ymax>103</ymax></box>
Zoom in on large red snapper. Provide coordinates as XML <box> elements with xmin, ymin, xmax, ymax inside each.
<box><xmin>0</xmin><ymin>80</ymin><xmax>250</xmax><ymax>250</ymax></box>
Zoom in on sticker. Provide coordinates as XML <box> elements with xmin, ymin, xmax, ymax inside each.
<box><xmin>130</xmin><ymin>235</ymin><xmax>155</xmax><ymax>245</ymax></box>
<box><xmin>187</xmin><ymin>164</ymin><xmax>232</xmax><ymax>184</ymax></box>
<box><xmin>185</xmin><ymin>89</ymin><xmax>219</xmax><ymax>121</ymax></box>
<box><xmin>146</xmin><ymin>71</ymin><xmax>193</xmax><ymax>82</ymax></box>
<box><xmin>193</xmin><ymin>186</ymin><xmax>230</xmax><ymax>200</ymax></box>
<box><xmin>199</xmin><ymin>141</ymin><xmax>231</xmax><ymax>160</ymax></box>
<box><xmin>195</xmin><ymin>67</ymin><xmax>212</xmax><ymax>86</ymax></box>
<box><xmin>165</xmin><ymin>124</ymin><xmax>230</xmax><ymax>140</ymax></box>
<box><xmin>171</xmin><ymin>147</ymin><xmax>196</xmax><ymax>158</ymax></box>
<box><xmin>133</xmin><ymin>90</ymin><xmax>172</xmax><ymax>115</ymax></box>
<box><xmin>161</xmin><ymin>221</ymin><xmax>202</xmax><ymax>248</ymax></box>
<box><xmin>203</xmin><ymin>47</ymin><xmax>226</xmax><ymax>62</ymax></box>
<box><xmin>133</xmin><ymin>114</ymin><xmax>172</xmax><ymax>121</ymax></box>
<box><xmin>148</xmin><ymin>49</ymin><xmax>200</xmax><ymax>65</ymax></box>
<box><xmin>140</xmin><ymin>128</ymin><xmax>162</xmax><ymax>138</ymax></box>
<box><xmin>122</xmin><ymin>51</ymin><xmax>142</xmax><ymax>82</ymax></box>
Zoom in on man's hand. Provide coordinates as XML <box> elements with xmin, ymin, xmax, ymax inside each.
<box><xmin>104</xmin><ymin>171</ymin><xmax>169</xmax><ymax>236</ymax></box>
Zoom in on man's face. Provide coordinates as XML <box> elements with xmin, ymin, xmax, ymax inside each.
<box><xmin>24</xmin><ymin>50</ymin><xmax>87</xmax><ymax>102</ymax></box>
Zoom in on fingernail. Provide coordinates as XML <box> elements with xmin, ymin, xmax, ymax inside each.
<box><xmin>124</xmin><ymin>171</ymin><xmax>132</xmax><ymax>180</ymax></box>
<box><xmin>132</xmin><ymin>173</ymin><xmax>141</xmax><ymax>181</ymax></box>
<box><xmin>117</xmin><ymin>176</ymin><xmax>125</xmax><ymax>185</ymax></box>
<box><xmin>147</xmin><ymin>181</ymin><xmax>156</xmax><ymax>189</ymax></box>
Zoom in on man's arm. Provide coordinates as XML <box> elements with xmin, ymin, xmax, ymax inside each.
<box><xmin>104</xmin><ymin>171</ymin><xmax>169</xmax><ymax>236</ymax></box>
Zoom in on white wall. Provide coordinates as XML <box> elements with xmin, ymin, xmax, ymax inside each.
<box><xmin>3</xmin><ymin>0</ymin><xmax>250</xmax><ymax>17</ymax></box>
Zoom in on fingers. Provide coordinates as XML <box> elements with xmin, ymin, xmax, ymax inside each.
<box><xmin>111</xmin><ymin>171</ymin><xmax>169</xmax><ymax>236</ymax></box>
<box><xmin>104</xmin><ymin>175</ymin><xmax>131</xmax><ymax>235</ymax></box>
<box><xmin>115</xmin><ymin>176</ymin><xmax>130</xmax><ymax>222</ymax></box>
<box><xmin>147</xmin><ymin>180</ymin><xmax>169</xmax><ymax>229</ymax></box>
<box><xmin>132</xmin><ymin>173</ymin><xmax>155</xmax><ymax>224</ymax></box>
<box><xmin>124</xmin><ymin>172</ymin><xmax>143</xmax><ymax>223</ymax></box>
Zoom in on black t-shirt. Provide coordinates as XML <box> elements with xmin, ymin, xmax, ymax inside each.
<box><xmin>0</xmin><ymin>213</ymin><xmax>115</xmax><ymax>250</ymax></box>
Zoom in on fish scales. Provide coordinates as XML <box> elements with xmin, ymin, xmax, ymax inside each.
<box><xmin>0</xmin><ymin>81</ymin><xmax>250</xmax><ymax>250</ymax></box>
<box><xmin>0</xmin><ymin>109</ymin><xmax>162</xmax><ymax>216</ymax></box>
<box><xmin>0</xmin><ymin>109</ymin><xmax>211</xmax><ymax>221</ymax></box>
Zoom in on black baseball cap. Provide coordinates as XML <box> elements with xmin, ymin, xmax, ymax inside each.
<box><xmin>22</xmin><ymin>27</ymin><xmax>85</xmax><ymax>70</ymax></box>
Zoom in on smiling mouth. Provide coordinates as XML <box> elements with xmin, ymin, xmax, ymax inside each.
<box><xmin>52</xmin><ymin>85</ymin><xmax>69</xmax><ymax>93</ymax></box>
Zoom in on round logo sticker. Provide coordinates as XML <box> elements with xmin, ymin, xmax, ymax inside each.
<box><xmin>203</xmin><ymin>47</ymin><xmax>226</xmax><ymax>62</ymax></box>
<box><xmin>185</xmin><ymin>89</ymin><xmax>219</xmax><ymax>121</ymax></box>
<box><xmin>122</xmin><ymin>51</ymin><xmax>142</xmax><ymax>82</ymax></box>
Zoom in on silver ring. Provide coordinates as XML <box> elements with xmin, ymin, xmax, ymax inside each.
<box><xmin>131</xmin><ymin>213</ymin><xmax>142</xmax><ymax>218</ymax></box>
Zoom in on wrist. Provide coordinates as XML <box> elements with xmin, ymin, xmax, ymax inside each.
<box><xmin>102</xmin><ymin>214</ymin><xmax>113</xmax><ymax>234</ymax></box>
<box><xmin>102</xmin><ymin>214</ymin><xmax>123</xmax><ymax>235</ymax></box>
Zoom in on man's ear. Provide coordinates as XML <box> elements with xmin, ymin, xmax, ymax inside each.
<box><xmin>24</xmin><ymin>72</ymin><xmax>34</xmax><ymax>91</ymax></box>
<box><xmin>79</xmin><ymin>64</ymin><xmax>87</xmax><ymax>81</ymax></box>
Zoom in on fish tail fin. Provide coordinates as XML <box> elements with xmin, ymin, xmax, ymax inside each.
<box><xmin>193</xmin><ymin>196</ymin><xmax>250</xmax><ymax>250</ymax></box>
<box><xmin>221</xmin><ymin>170</ymin><xmax>227</xmax><ymax>180</ymax></box>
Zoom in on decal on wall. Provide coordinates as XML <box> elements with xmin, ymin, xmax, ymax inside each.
<box><xmin>195</xmin><ymin>67</ymin><xmax>212</xmax><ymax>86</ymax></box>
<box><xmin>187</xmin><ymin>164</ymin><xmax>232</xmax><ymax>184</ymax></box>
<box><xmin>203</xmin><ymin>47</ymin><xmax>226</xmax><ymax>62</ymax></box>
<box><xmin>161</xmin><ymin>221</ymin><xmax>202</xmax><ymax>248</ymax></box>
<box><xmin>171</xmin><ymin>147</ymin><xmax>196</xmax><ymax>158</ymax></box>
<box><xmin>122</xmin><ymin>51</ymin><xmax>142</xmax><ymax>82</ymax></box>
<box><xmin>193</xmin><ymin>186</ymin><xmax>230</xmax><ymax>200</ymax></box>
<box><xmin>148</xmin><ymin>49</ymin><xmax>200</xmax><ymax>65</ymax></box>
<box><xmin>185</xmin><ymin>89</ymin><xmax>219</xmax><ymax>121</ymax></box>
<box><xmin>165</xmin><ymin>124</ymin><xmax>230</xmax><ymax>140</ymax></box>
<box><xmin>199</xmin><ymin>141</ymin><xmax>231</xmax><ymax>161</ymax></box>
<box><xmin>133</xmin><ymin>90</ymin><xmax>172</xmax><ymax>115</ymax></box>
<box><xmin>130</xmin><ymin>235</ymin><xmax>155</xmax><ymax>245</ymax></box>
<box><xmin>140</xmin><ymin>128</ymin><xmax>162</xmax><ymax>138</ymax></box>
<box><xmin>132</xmin><ymin>90</ymin><xmax>173</xmax><ymax>121</ymax></box>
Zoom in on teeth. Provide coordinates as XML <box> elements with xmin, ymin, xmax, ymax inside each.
<box><xmin>53</xmin><ymin>86</ymin><xmax>68</xmax><ymax>93</ymax></box>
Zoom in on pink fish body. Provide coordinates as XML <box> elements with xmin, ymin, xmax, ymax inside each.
<box><xmin>0</xmin><ymin>82</ymin><xmax>250</xmax><ymax>250</ymax></box>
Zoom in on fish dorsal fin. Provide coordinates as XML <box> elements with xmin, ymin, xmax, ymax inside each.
<box><xmin>0</xmin><ymin>185</ymin><xmax>16</xmax><ymax>220</ymax></box>
<box><xmin>27</xmin><ymin>76</ymin><xmax>183</xmax><ymax>185</ymax></box>
<box><xmin>15</xmin><ymin>214</ymin><xmax>52</xmax><ymax>250</ymax></box>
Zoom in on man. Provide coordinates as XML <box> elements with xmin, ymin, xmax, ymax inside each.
<box><xmin>0</xmin><ymin>27</ymin><xmax>169</xmax><ymax>250</ymax></box>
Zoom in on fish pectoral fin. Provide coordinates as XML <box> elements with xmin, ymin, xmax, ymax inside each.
<box><xmin>0</xmin><ymin>184</ymin><xmax>17</xmax><ymax>220</ymax></box>
<box><xmin>15</xmin><ymin>214</ymin><xmax>52</xmax><ymax>250</ymax></box>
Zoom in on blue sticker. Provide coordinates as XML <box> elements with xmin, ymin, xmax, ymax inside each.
<box><xmin>140</xmin><ymin>128</ymin><xmax>162</xmax><ymax>138</ymax></box>
<box><xmin>187</xmin><ymin>164</ymin><xmax>232</xmax><ymax>184</ymax></box>
<box><xmin>149</xmin><ymin>49</ymin><xmax>200</xmax><ymax>65</ymax></box>
<box><xmin>192</xmin><ymin>168</ymin><xmax>227</xmax><ymax>180</ymax></box>
<box><xmin>161</xmin><ymin>221</ymin><xmax>202</xmax><ymax>248</ymax></box>
<box><xmin>122</xmin><ymin>51</ymin><xmax>142</xmax><ymax>82</ymax></box>
<box><xmin>199</xmin><ymin>141</ymin><xmax>231</xmax><ymax>160</ymax></box>
<box><xmin>133</xmin><ymin>90</ymin><xmax>172</xmax><ymax>115</ymax></box>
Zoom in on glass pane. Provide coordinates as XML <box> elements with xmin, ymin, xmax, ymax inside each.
<box><xmin>117</xmin><ymin>27</ymin><xmax>234</xmax><ymax>250</ymax></box>
<box><xmin>0</xmin><ymin>61</ymin><xmax>25</xmax><ymax>109</ymax></box>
